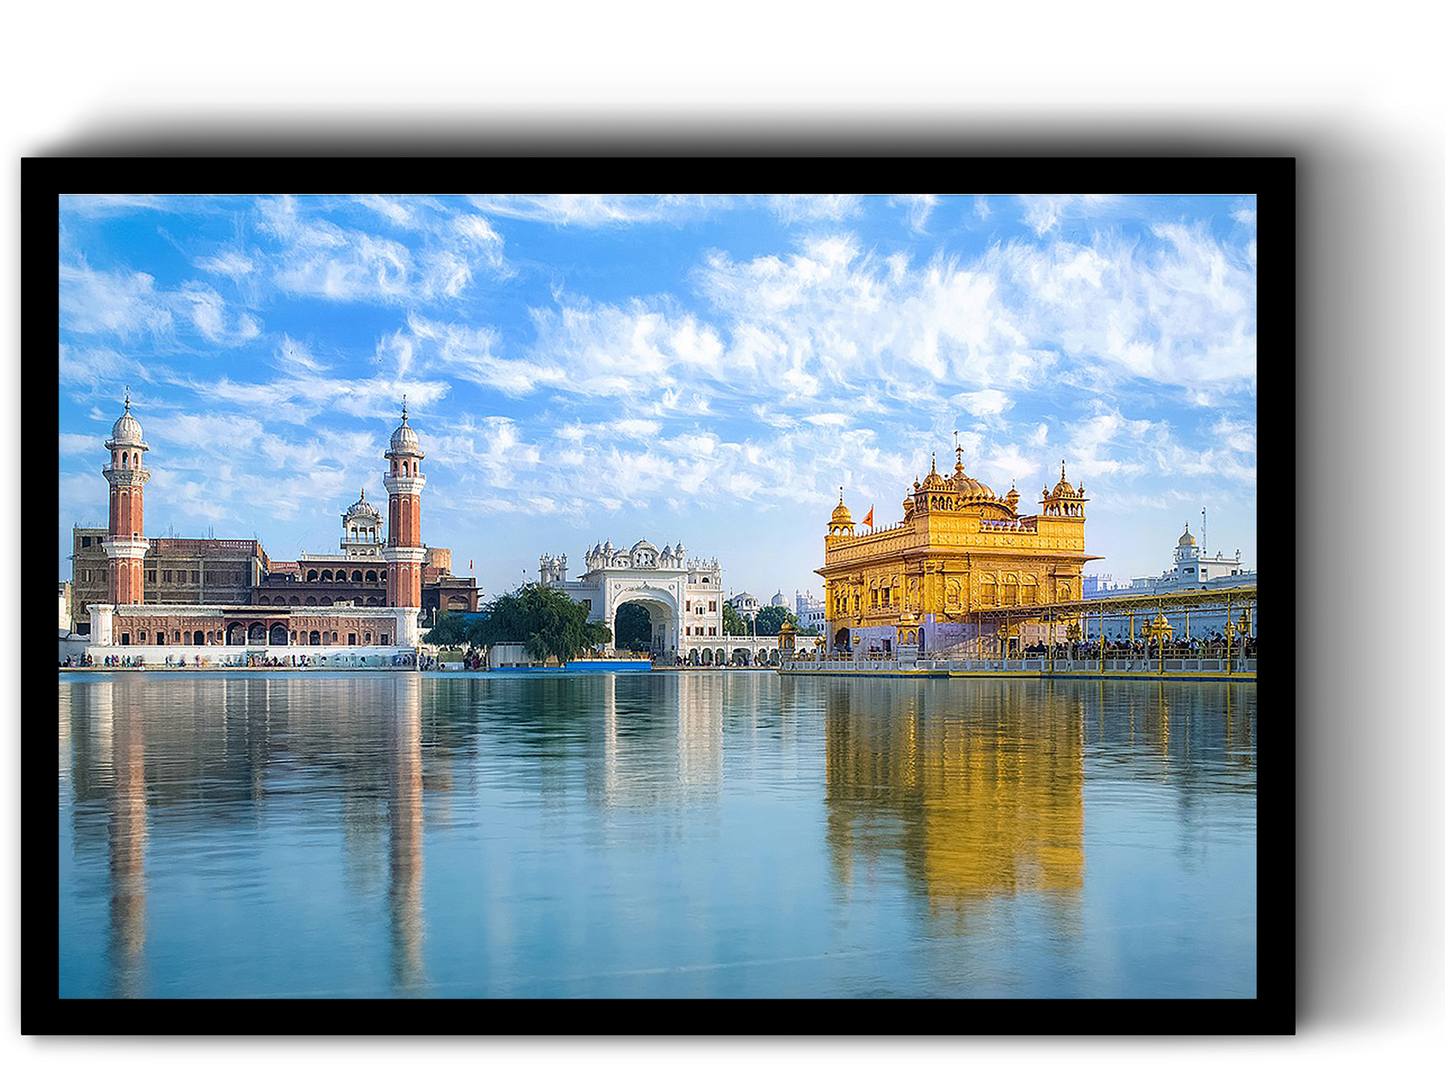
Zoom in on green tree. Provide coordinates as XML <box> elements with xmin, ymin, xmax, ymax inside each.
<box><xmin>473</xmin><ymin>584</ymin><xmax>612</xmax><ymax>663</ymax></box>
<box><xmin>423</xmin><ymin>610</ymin><xmax>477</xmax><ymax>650</ymax></box>
<box><xmin>753</xmin><ymin>605</ymin><xmax>799</xmax><ymax>636</ymax></box>
<box><xmin>722</xmin><ymin>601</ymin><xmax>749</xmax><ymax>636</ymax></box>
<box><xmin>614</xmin><ymin>602</ymin><xmax>653</xmax><ymax>651</ymax></box>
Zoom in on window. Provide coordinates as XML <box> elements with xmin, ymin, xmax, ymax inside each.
<box><xmin>709</xmin><ymin>627</ymin><xmax>716</xmax><ymax>636</ymax></box>
<box><xmin>146</xmin><ymin>571</ymin><xmax>156</xmax><ymax>584</ymax></box>
<box><xmin>701</xmin><ymin>577</ymin><xmax>709</xmax><ymax>583</ymax></box>
<box><xmin>191</xmin><ymin>571</ymin><xmax>199</xmax><ymax>583</ymax></box>
<box><xmin>709</xmin><ymin>601</ymin><xmax>716</xmax><ymax>612</ymax></box>
<box><xmin>685</xmin><ymin>626</ymin><xmax>691</xmax><ymax>636</ymax></box>
<box><xmin>686</xmin><ymin>601</ymin><xmax>691</xmax><ymax>611</ymax></box>
<box><xmin>81</xmin><ymin>536</ymin><xmax>91</xmax><ymax>548</ymax></box>
<box><xmin>162</xmin><ymin>570</ymin><xmax>172</xmax><ymax>583</ymax></box>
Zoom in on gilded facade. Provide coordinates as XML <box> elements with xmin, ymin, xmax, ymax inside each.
<box><xmin>816</xmin><ymin>447</ymin><xmax>1102</xmax><ymax>656</ymax></box>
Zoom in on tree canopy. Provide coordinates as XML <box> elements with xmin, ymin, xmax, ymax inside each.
<box><xmin>423</xmin><ymin>585</ymin><xmax>612</xmax><ymax>663</ymax></box>
<box><xmin>614</xmin><ymin>602</ymin><xmax>653</xmax><ymax>651</ymax></box>
<box><xmin>722</xmin><ymin>601</ymin><xmax>749</xmax><ymax>636</ymax></box>
<box><xmin>753</xmin><ymin>604</ymin><xmax>800</xmax><ymax>636</ymax></box>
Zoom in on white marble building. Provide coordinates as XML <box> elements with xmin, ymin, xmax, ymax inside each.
<box><xmin>727</xmin><ymin>591</ymin><xmax>762</xmax><ymax>622</ymax></box>
<box><xmin>794</xmin><ymin>589</ymin><xmax>826</xmax><ymax>632</ymax></box>
<box><xmin>1084</xmin><ymin>524</ymin><xmax>1257</xmax><ymax>640</ymax></box>
<box><xmin>539</xmin><ymin>539</ymin><xmax>728</xmax><ymax>658</ymax></box>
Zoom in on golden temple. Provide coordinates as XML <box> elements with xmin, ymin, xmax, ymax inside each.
<box><xmin>816</xmin><ymin>444</ymin><xmax>1102</xmax><ymax>656</ymax></box>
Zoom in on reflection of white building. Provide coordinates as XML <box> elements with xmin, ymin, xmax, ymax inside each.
<box><xmin>539</xmin><ymin>539</ymin><xmax>725</xmax><ymax>657</ymax></box>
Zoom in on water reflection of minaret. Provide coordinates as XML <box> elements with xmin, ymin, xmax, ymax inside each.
<box><xmin>388</xmin><ymin>673</ymin><xmax>427</xmax><ymax>993</ymax></box>
<box><xmin>108</xmin><ymin>680</ymin><xmax>147</xmax><ymax>998</ymax></box>
<box><xmin>602</xmin><ymin>671</ymin><xmax>619</xmax><ymax>801</ymax></box>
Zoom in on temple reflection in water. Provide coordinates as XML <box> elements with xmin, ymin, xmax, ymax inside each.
<box><xmin>59</xmin><ymin>672</ymin><xmax>1256</xmax><ymax>999</ymax></box>
<box><xmin>823</xmin><ymin>678</ymin><xmax>1086</xmax><ymax>920</ymax></box>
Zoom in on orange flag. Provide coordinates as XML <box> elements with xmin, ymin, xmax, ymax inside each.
<box><xmin>864</xmin><ymin>506</ymin><xmax>874</xmax><ymax>526</ymax></box>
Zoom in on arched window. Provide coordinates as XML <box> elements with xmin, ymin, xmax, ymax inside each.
<box><xmin>309</xmin><ymin>630</ymin><xmax>321</xmax><ymax>645</ymax></box>
<box><xmin>289</xmin><ymin>596</ymin><xmax>299</xmax><ymax>605</ymax></box>
<box><xmin>120</xmin><ymin>452</ymin><xmax>128</xmax><ymax>468</ymax></box>
<box><xmin>155</xmin><ymin>631</ymin><xmax>165</xmax><ymax>645</ymax></box>
<box><xmin>364</xmin><ymin>632</ymin><xmax>372</xmax><ymax>644</ymax></box>
<box><xmin>305</xmin><ymin>596</ymin><xmax>317</xmax><ymax>605</ymax></box>
<box><xmin>321</xmin><ymin>569</ymin><xmax>333</xmax><ymax>582</ymax></box>
<box><xmin>307</xmin><ymin>569</ymin><xmax>319</xmax><ymax>582</ymax></box>
<box><xmin>193</xmin><ymin>630</ymin><xmax>205</xmax><ymax>645</ymax></box>
<box><xmin>352</xmin><ymin>570</ymin><xmax>362</xmax><ymax>582</ymax></box>
<box><xmin>348</xmin><ymin>634</ymin><xmax>357</xmax><ymax>645</ymax></box>
<box><xmin>259</xmin><ymin>595</ymin><xmax>271</xmax><ymax>605</ymax></box>
<box><xmin>320</xmin><ymin>597</ymin><xmax>332</xmax><ymax>606</ymax></box>
<box><xmin>366</xmin><ymin>570</ymin><xmax>377</xmax><ymax>583</ymax></box>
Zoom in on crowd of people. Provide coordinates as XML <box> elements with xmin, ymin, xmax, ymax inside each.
<box><xmin>1020</xmin><ymin>633</ymin><xmax>1259</xmax><ymax>659</ymax></box>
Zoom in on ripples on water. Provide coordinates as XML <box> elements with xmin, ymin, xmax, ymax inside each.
<box><xmin>58</xmin><ymin>672</ymin><xmax>1256</xmax><ymax>999</ymax></box>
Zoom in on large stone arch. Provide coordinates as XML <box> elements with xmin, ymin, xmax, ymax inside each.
<box><xmin>608</xmin><ymin>585</ymin><xmax>680</xmax><ymax>656</ymax></box>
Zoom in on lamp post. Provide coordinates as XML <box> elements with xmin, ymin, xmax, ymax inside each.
<box><xmin>1145</xmin><ymin>611</ymin><xmax>1173</xmax><ymax>675</ymax></box>
<box><xmin>1224</xmin><ymin>620</ymin><xmax>1237</xmax><ymax>676</ymax></box>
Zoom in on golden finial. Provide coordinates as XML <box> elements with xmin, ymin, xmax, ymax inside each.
<box><xmin>931</xmin><ymin>451</ymin><xmax>937</xmax><ymax>473</ymax></box>
<box><xmin>839</xmin><ymin>485</ymin><xmax>844</xmax><ymax>503</ymax></box>
<box><xmin>1061</xmin><ymin>459</ymin><xmax>1067</xmax><ymax>481</ymax></box>
<box><xmin>401</xmin><ymin>394</ymin><xmax>408</xmax><ymax>422</ymax></box>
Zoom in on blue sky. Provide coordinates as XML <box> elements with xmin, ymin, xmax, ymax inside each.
<box><xmin>58</xmin><ymin>193</ymin><xmax>1257</xmax><ymax>600</ymax></box>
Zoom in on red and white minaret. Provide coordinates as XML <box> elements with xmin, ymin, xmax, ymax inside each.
<box><xmin>383</xmin><ymin>397</ymin><xmax>426</xmax><ymax>644</ymax></box>
<box><xmin>103</xmin><ymin>391</ymin><xmax>151</xmax><ymax>605</ymax></box>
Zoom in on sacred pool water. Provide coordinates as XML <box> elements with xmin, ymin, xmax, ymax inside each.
<box><xmin>58</xmin><ymin>671</ymin><xmax>1256</xmax><ymax>998</ymax></box>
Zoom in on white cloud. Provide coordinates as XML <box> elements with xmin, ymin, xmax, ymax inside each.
<box><xmin>59</xmin><ymin>262</ymin><xmax>173</xmax><ymax>337</ymax></box>
<box><xmin>767</xmin><ymin>195</ymin><xmax>864</xmax><ymax>223</ymax></box>
<box><xmin>194</xmin><ymin>251</ymin><xmax>255</xmax><ymax>279</ymax></box>
<box><xmin>951</xmin><ymin>389</ymin><xmax>1012</xmax><ymax>417</ymax></box>
<box><xmin>1017</xmin><ymin>194</ymin><xmax>1117</xmax><ymax>236</ymax></box>
<box><xmin>466</xmin><ymin>194</ymin><xmax>720</xmax><ymax>226</ymax></box>
<box><xmin>256</xmin><ymin>195</ymin><xmax>507</xmax><ymax>303</ymax></box>
<box><xmin>890</xmin><ymin>194</ymin><xmax>940</xmax><ymax>233</ymax></box>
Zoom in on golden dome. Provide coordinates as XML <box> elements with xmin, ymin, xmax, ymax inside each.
<box><xmin>1052</xmin><ymin>460</ymin><xmax>1074</xmax><ymax>496</ymax></box>
<box><xmin>1178</xmin><ymin>524</ymin><xmax>1196</xmax><ymax>547</ymax></box>
<box><xmin>918</xmin><ymin>451</ymin><xmax>950</xmax><ymax>491</ymax></box>
<box><xmin>950</xmin><ymin>469</ymin><xmax>993</xmax><ymax>498</ymax></box>
<box><xmin>830</xmin><ymin>488</ymin><xmax>854</xmax><ymax>526</ymax></box>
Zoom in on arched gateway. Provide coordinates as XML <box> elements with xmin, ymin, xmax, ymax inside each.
<box><xmin>536</xmin><ymin>538</ymin><xmax>728</xmax><ymax>661</ymax></box>
<box><xmin>609</xmin><ymin>587</ymin><xmax>680</xmax><ymax>657</ymax></box>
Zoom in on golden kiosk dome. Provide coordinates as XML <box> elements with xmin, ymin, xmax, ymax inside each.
<box><xmin>1052</xmin><ymin>460</ymin><xmax>1075</xmax><ymax>497</ymax></box>
<box><xmin>828</xmin><ymin>486</ymin><xmax>856</xmax><ymax>535</ymax></box>
<box><xmin>1178</xmin><ymin>524</ymin><xmax>1196</xmax><ymax>547</ymax></box>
